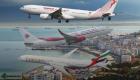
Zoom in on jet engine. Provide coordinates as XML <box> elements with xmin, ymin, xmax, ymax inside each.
<box><xmin>40</xmin><ymin>14</ymin><xmax>49</xmax><ymax>19</ymax></box>
<box><xmin>102</xmin><ymin>13</ymin><xmax>115</xmax><ymax>21</ymax></box>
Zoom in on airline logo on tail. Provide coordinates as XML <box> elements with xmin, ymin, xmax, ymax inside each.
<box><xmin>110</xmin><ymin>0</ymin><xmax>117</xmax><ymax>8</ymax></box>
<box><xmin>87</xmin><ymin>50</ymin><xmax>110</xmax><ymax>68</ymax></box>
<box><xmin>100</xmin><ymin>0</ymin><xmax>118</xmax><ymax>12</ymax></box>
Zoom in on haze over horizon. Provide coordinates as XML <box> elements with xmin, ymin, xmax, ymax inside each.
<box><xmin>0</xmin><ymin>0</ymin><xmax>140</xmax><ymax>22</ymax></box>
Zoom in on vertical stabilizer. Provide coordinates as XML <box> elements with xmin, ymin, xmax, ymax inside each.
<box><xmin>19</xmin><ymin>28</ymin><xmax>39</xmax><ymax>43</ymax></box>
<box><xmin>100</xmin><ymin>0</ymin><xmax>118</xmax><ymax>14</ymax></box>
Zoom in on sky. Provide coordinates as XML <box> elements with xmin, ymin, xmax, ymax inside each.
<box><xmin>0</xmin><ymin>0</ymin><xmax>140</xmax><ymax>22</ymax></box>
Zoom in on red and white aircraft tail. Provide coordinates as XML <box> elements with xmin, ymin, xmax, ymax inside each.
<box><xmin>99</xmin><ymin>0</ymin><xmax>118</xmax><ymax>20</ymax></box>
<box><xmin>92</xmin><ymin>0</ymin><xmax>118</xmax><ymax>21</ymax></box>
<box><xmin>100</xmin><ymin>0</ymin><xmax>118</xmax><ymax>13</ymax></box>
<box><xmin>19</xmin><ymin>28</ymin><xmax>40</xmax><ymax>44</ymax></box>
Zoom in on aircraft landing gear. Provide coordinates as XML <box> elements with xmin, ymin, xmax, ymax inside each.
<box><xmin>108</xmin><ymin>17</ymin><xmax>111</xmax><ymax>21</ymax></box>
<box><xmin>102</xmin><ymin>17</ymin><xmax>104</xmax><ymax>21</ymax></box>
<box><xmin>58</xmin><ymin>19</ymin><xmax>61</xmax><ymax>23</ymax></box>
<box><xmin>28</xmin><ymin>14</ymin><xmax>31</xmax><ymax>19</ymax></box>
<box><xmin>65</xmin><ymin>20</ymin><xmax>69</xmax><ymax>23</ymax></box>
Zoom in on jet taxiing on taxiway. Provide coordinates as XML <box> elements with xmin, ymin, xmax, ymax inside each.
<box><xmin>20</xmin><ymin>0</ymin><xmax>118</xmax><ymax>23</ymax></box>
<box><xmin>19</xmin><ymin>28</ymin><xmax>112</xmax><ymax>49</ymax></box>
<box><xmin>20</xmin><ymin>48</ymin><xmax>111</xmax><ymax>76</ymax></box>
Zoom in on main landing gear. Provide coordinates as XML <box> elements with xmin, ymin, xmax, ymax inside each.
<box><xmin>58</xmin><ymin>19</ymin><xmax>69</xmax><ymax>23</ymax></box>
<box><xmin>65</xmin><ymin>20</ymin><xmax>69</xmax><ymax>23</ymax></box>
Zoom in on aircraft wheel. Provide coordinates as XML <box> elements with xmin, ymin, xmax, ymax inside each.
<box><xmin>108</xmin><ymin>17</ymin><xmax>111</xmax><ymax>21</ymax></box>
<box><xmin>65</xmin><ymin>20</ymin><xmax>69</xmax><ymax>23</ymax></box>
<box><xmin>102</xmin><ymin>18</ymin><xmax>104</xmax><ymax>21</ymax></box>
<box><xmin>51</xmin><ymin>16</ymin><xmax>53</xmax><ymax>20</ymax></box>
<box><xmin>28</xmin><ymin>14</ymin><xmax>31</xmax><ymax>19</ymax></box>
<box><xmin>58</xmin><ymin>19</ymin><xmax>61</xmax><ymax>23</ymax></box>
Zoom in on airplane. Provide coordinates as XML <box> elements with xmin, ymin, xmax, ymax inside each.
<box><xmin>20</xmin><ymin>0</ymin><xmax>118</xmax><ymax>23</ymax></box>
<box><xmin>19</xmin><ymin>27</ymin><xmax>112</xmax><ymax>49</ymax></box>
<box><xmin>19</xmin><ymin>48</ymin><xmax>111</xmax><ymax>76</ymax></box>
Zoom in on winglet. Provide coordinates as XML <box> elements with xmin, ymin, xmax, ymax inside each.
<box><xmin>58</xmin><ymin>29</ymin><xmax>65</xmax><ymax>35</ymax></box>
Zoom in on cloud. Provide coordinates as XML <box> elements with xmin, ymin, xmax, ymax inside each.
<box><xmin>10</xmin><ymin>0</ymin><xmax>34</xmax><ymax>3</ymax></box>
<box><xmin>1</xmin><ymin>0</ymin><xmax>90</xmax><ymax>6</ymax></box>
<box><xmin>0</xmin><ymin>0</ymin><xmax>63</xmax><ymax>6</ymax></box>
<box><xmin>76</xmin><ymin>0</ymin><xmax>87</xmax><ymax>4</ymax></box>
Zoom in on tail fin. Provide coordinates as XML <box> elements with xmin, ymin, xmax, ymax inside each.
<box><xmin>99</xmin><ymin>0</ymin><xmax>118</xmax><ymax>15</ymax></box>
<box><xmin>19</xmin><ymin>28</ymin><xmax>39</xmax><ymax>43</ymax></box>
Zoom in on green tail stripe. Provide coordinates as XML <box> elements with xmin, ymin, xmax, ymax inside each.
<box><xmin>100</xmin><ymin>50</ymin><xmax>110</xmax><ymax>58</ymax></box>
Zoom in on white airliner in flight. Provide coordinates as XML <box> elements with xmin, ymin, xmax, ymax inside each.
<box><xmin>19</xmin><ymin>28</ymin><xmax>112</xmax><ymax>49</ymax></box>
<box><xmin>19</xmin><ymin>48</ymin><xmax>110</xmax><ymax>76</ymax></box>
<box><xmin>20</xmin><ymin>0</ymin><xmax>118</xmax><ymax>23</ymax></box>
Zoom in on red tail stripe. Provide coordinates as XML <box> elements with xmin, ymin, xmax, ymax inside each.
<box><xmin>110</xmin><ymin>0</ymin><xmax>116</xmax><ymax>8</ymax></box>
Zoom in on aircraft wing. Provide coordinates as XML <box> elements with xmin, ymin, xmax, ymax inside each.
<box><xmin>58</xmin><ymin>29</ymin><xmax>86</xmax><ymax>45</ymax></box>
<box><xmin>49</xmin><ymin>62</ymin><xmax>71</xmax><ymax>76</ymax></box>
<box><xmin>78</xmin><ymin>48</ymin><xmax>100</xmax><ymax>57</ymax></box>
<box><xmin>49</xmin><ymin>8</ymin><xmax>63</xmax><ymax>19</ymax></box>
<box><xmin>62</xmin><ymin>48</ymin><xmax>78</xmax><ymax>58</ymax></box>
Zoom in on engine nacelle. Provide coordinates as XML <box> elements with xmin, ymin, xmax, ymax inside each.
<box><xmin>103</xmin><ymin>13</ymin><xmax>115</xmax><ymax>17</ymax></box>
<box><xmin>40</xmin><ymin>14</ymin><xmax>49</xmax><ymax>19</ymax></box>
<box><xmin>109</xmin><ymin>13</ymin><xmax>115</xmax><ymax>17</ymax></box>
